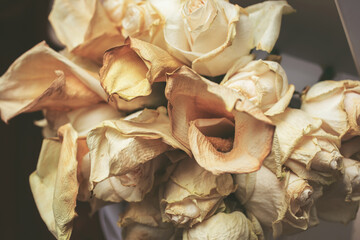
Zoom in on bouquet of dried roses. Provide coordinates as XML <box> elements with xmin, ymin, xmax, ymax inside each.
<box><xmin>1</xmin><ymin>0</ymin><xmax>360</xmax><ymax>239</ymax></box>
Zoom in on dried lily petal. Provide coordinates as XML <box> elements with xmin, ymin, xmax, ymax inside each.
<box><xmin>160</xmin><ymin>157</ymin><xmax>235</xmax><ymax>227</ymax></box>
<box><xmin>119</xmin><ymin>190</ymin><xmax>179</xmax><ymax>240</ymax></box>
<box><xmin>49</xmin><ymin>0</ymin><xmax>124</xmax><ymax>63</ymax></box>
<box><xmin>301</xmin><ymin>80</ymin><xmax>360</xmax><ymax>140</ymax></box>
<box><xmin>264</xmin><ymin>108</ymin><xmax>343</xmax><ymax>183</ymax></box>
<box><xmin>37</xmin><ymin>103</ymin><xmax>124</xmax><ymax>138</ymax></box>
<box><xmin>29</xmin><ymin>124</ymin><xmax>85</xmax><ymax>239</ymax></box>
<box><xmin>182</xmin><ymin>211</ymin><xmax>263</xmax><ymax>240</ymax></box>
<box><xmin>316</xmin><ymin>158</ymin><xmax>360</xmax><ymax>224</ymax></box>
<box><xmin>166</xmin><ymin>66</ymin><xmax>274</xmax><ymax>175</ymax></box>
<box><xmin>221</xmin><ymin>58</ymin><xmax>294</xmax><ymax>116</ymax></box>
<box><xmin>163</xmin><ymin>0</ymin><xmax>293</xmax><ymax>76</ymax></box>
<box><xmin>234</xmin><ymin>167</ymin><xmax>315</xmax><ymax>238</ymax></box>
<box><xmin>0</xmin><ymin>42</ymin><xmax>106</xmax><ymax>123</ymax></box>
<box><xmin>87</xmin><ymin>107</ymin><xmax>188</xmax><ymax>202</ymax></box>
<box><xmin>100</xmin><ymin>37</ymin><xmax>181</xmax><ymax>103</ymax></box>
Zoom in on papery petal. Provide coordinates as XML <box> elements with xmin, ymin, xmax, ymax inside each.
<box><xmin>50</xmin><ymin>0</ymin><xmax>124</xmax><ymax>63</ymax></box>
<box><xmin>246</xmin><ymin>1</ymin><xmax>295</xmax><ymax>52</ymax></box>
<box><xmin>0</xmin><ymin>42</ymin><xmax>106</xmax><ymax>123</ymax></box>
<box><xmin>166</xmin><ymin>66</ymin><xmax>274</xmax><ymax>175</ymax></box>
<box><xmin>183</xmin><ymin>211</ymin><xmax>262</xmax><ymax>240</ymax></box>
<box><xmin>29</xmin><ymin>124</ymin><xmax>82</xmax><ymax>239</ymax></box>
<box><xmin>100</xmin><ymin>38</ymin><xmax>181</xmax><ymax>102</ymax></box>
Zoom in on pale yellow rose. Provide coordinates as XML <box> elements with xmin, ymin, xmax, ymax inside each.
<box><xmin>221</xmin><ymin>57</ymin><xmax>294</xmax><ymax>116</ymax></box>
<box><xmin>301</xmin><ymin>80</ymin><xmax>360</xmax><ymax>140</ymax></box>
<box><xmin>163</xmin><ymin>0</ymin><xmax>294</xmax><ymax>76</ymax></box>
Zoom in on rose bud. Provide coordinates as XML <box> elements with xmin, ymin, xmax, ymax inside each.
<box><xmin>163</xmin><ymin>0</ymin><xmax>294</xmax><ymax>76</ymax></box>
<box><xmin>166</xmin><ymin>66</ymin><xmax>274</xmax><ymax>175</ymax></box>
<box><xmin>221</xmin><ymin>58</ymin><xmax>294</xmax><ymax>116</ymax></box>
<box><xmin>301</xmin><ymin>80</ymin><xmax>360</xmax><ymax>140</ymax></box>
<box><xmin>160</xmin><ymin>157</ymin><xmax>235</xmax><ymax>227</ymax></box>
<box><xmin>316</xmin><ymin>158</ymin><xmax>360</xmax><ymax>224</ymax></box>
<box><xmin>182</xmin><ymin>211</ymin><xmax>264</xmax><ymax>240</ymax></box>
<box><xmin>265</xmin><ymin>108</ymin><xmax>343</xmax><ymax>185</ymax></box>
<box><xmin>87</xmin><ymin>107</ymin><xmax>189</xmax><ymax>202</ymax></box>
<box><xmin>234</xmin><ymin>166</ymin><xmax>316</xmax><ymax>238</ymax></box>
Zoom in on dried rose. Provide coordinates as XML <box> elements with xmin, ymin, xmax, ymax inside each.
<box><xmin>234</xmin><ymin>166</ymin><xmax>316</xmax><ymax>238</ymax></box>
<box><xmin>87</xmin><ymin>107</ymin><xmax>189</xmax><ymax>202</ymax></box>
<box><xmin>163</xmin><ymin>0</ymin><xmax>294</xmax><ymax>76</ymax></box>
<box><xmin>49</xmin><ymin>0</ymin><xmax>126</xmax><ymax>63</ymax></box>
<box><xmin>316</xmin><ymin>158</ymin><xmax>360</xmax><ymax>224</ymax></box>
<box><xmin>265</xmin><ymin>108</ymin><xmax>343</xmax><ymax>184</ymax></box>
<box><xmin>0</xmin><ymin>42</ymin><xmax>106</xmax><ymax>123</ymax></box>
<box><xmin>160</xmin><ymin>157</ymin><xmax>235</xmax><ymax>227</ymax></box>
<box><xmin>182</xmin><ymin>211</ymin><xmax>264</xmax><ymax>240</ymax></box>
<box><xmin>29</xmin><ymin>124</ymin><xmax>87</xmax><ymax>239</ymax></box>
<box><xmin>301</xmin><ymin>80</ymin><xmax>360</xmax><ymax>140</ymax></box>
<box><xmin>99</xmin><ymin>37</ymin><xmax>181</xmax><ymax>111</ymax></box>
<box><xmin>221</xmin><ymin>58</ymin><xmax>294</xmax><ymax>116</ymax></box>
<box><xmin>166</xmin><ymin>66</ymin><xmax>274</xmax><ymax>175</ymax></box>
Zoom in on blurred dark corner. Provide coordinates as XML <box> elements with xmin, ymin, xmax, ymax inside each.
<box><xmin>0</xmin><ymin>0</ymin><xmax>104</xmax><ymax>239</ymax></box>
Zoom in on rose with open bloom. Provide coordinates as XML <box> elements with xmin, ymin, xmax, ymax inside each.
<box><xmin>301</xmin><ymin>80</ymin><xmax>360</xmax><ymax>140</ymax></box>
<box><xmin>163</xmin><ymin>0</ymin><xmax>294</xmax><ymax>76</ymax></box>
<box><xmin>221</xmin><ymin>57</ymin><xmax>294</xmax><ymax>116</ymax></box>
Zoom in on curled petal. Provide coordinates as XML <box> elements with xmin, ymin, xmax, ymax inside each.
<box><xmin>0</xmin><ymin>42</ymin><xmax>106</xmax><ymax>123</ymax></box>
<box><xmin>166</xmin><ymin>66</ymin><xmax>274</xmax><ymax>175</ymax></box>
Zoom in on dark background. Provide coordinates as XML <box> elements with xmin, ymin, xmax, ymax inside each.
<box><xmin>0</xmin><ymin>0</ymin><xmax>104</xmax><ymax>239</ymax></box>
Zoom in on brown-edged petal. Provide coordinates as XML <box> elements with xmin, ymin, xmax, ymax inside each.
<box><xmin>0</xmin><ymin>42</ymin><xmax>106</xmax><ymax>123</ymax></box>
<box><xmin>166</xmin><ymin>66</ymin><xmax>274</xmax><ymax>175</ymax></box>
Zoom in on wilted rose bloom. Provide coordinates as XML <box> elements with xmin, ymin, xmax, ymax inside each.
<box><xmin>160</xmin><ymin>157</ymin><xmax>235</xmax><ymax>227</ymax></box>
<box><xmin>50</xmin><ymin>0</ymin><xmax>125</xmax><ymax>63</ymax></box>
<box><xmin>234</xmin><ymin>166</ymin><xmax>316</xmax><ymax>238</ymax></box>
<box><xmin>182</xmin><ymin>211</ymin><xmax>263</xmax><ymax>240</ymax></box>
<box><xmin>119</xmin><ymin>190</ymin><xmax>180</xmax><ymax>240</ymax></box>
<box><xmin>99</xmin><ymin>37</ymin><xmax>181</xmax><ymax>112</ymax></box>
<box><xmin>316</xmin><ymin>158</ymin><xmax>360</xmax><ymax>224</ymax></box>
<box><xmin>221</xmin><ymin>57</ymin><xmax>294</xmax><ymax>116</ymax></box>
<box><xmin>163</xmin><ymin>0</ymin><xmax>294</xmax><ymax>76</ymax></box>
<box><xmin>87</xmin><ymin>107</ymin><xmax>189</xmax><ymax>202</ymax></box>
<box><xmin>29</xmin><ymin>124</ymin><xmax>88</xmax><ymax>239</ymax></box>
<box><xmin>166</xmin><ymin>66</ymin><xmax>274</xmax><ymax>175</ymax></box>
<box><xmin>301</xmin><ymin>80</ymin><xmax>360</xmax><ymax>140</ymax></box>
<box><xmin>264</xmin><ymin>108</ymin><xmax>343</xmax><ymax>185</ymax></box>
<box><xmin>0</xmin><ymin>42</ymin><xmax>107</xmax><ymax>123</ymax></box>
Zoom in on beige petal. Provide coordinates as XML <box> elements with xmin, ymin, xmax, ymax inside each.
<box><xmin>100</xmin><ymin>37</ymin><xmax>181</xmax><ymax>102</ymax></box>
<box><xmin>166</xmin><ymin>66</ymin><xmax>273</xmax><ymax>175</ymax></box>
<box><xmin>29</xmin><ymin>124</ymin><xmax>81</xmax><ymax>239</ymax></box>
<box><xmin>246</xmin><ymin>1</ymin><xmax>295</xmax><ymax>52</ymax></box>
<box><xmin>301</xmin><ymin>80</ymin><xmax>360</xmax><ymax>139</ymax></box>
<box><xmin>49</xmin><ymin>0</ymin><xmax>124</xmax><ymax>63</ymax></box>
<box><xmin>161</xmin><ymin>157</ymin><xmax>235</xmax><ymax>227</ymax></box>
<box><xmin>0</xmin><ymin>42</ymin><xmax>106</xmax><ymax>123</ymax></box>
<box><xmin>183</xmin><ymin>211</ymin><xmax>261</xmax><ymax>240</ymax></box>
<box><xmin>235</xmin><ymin>167</ymin><xmax>315</xmax><ymax>238</ymax></box>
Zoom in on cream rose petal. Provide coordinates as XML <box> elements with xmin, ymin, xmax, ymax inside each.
<box><xmin>50</xmin><ymin>0</ymin><xmax>124</xmax><ymax>63</ymax></box>
<box><xmin>29</xmin><ymin>124</ymin><xmax>83</xmax><ymax>239</ymax></box>
<box><xmin>183</xmin><ymin>212</ymin><xmax>262</xmax><ymax>240</ymax></box>
<box><xmin>100</xmin><ymin>37</ymin><xmax>181</xmax><ymax>102</ymax></box>
<box><xmin>160</xmin><ymin>157</ymin><xmax>235</xmax><ymax>227</ymax></box>
<box><xmin>246</xmin><ymin>1</ymin><xmax>295</xmax><ymax>52</ymax></box>
<box><xmin>301</xmin><ymin>80</ymin><xmax>360</xmax><ymax>139</ymax></box>
<box><xmin>166</xmin><ymin>66</ymin><xmax>274</xmax><ymax>175</ymax></box>
<box><xmin>0</xmin><ymin>42</ymin><xmax>107</xmax><ymax>123</ymax></box>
